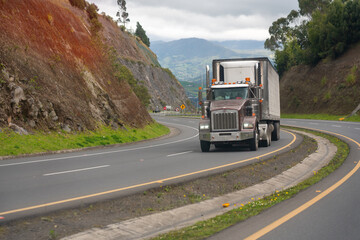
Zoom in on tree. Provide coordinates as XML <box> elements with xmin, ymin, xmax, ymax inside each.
<box><xmin>266</xmin><ymin>0</ymin><xmax>360</xmax><ymax>75</ymax></box>
<box><xmin>298</xmin><ymin>0</ymin><xmax>331</xmax><ymax>17</ymax></box>
<box><xmin>116</xmin><ymin>0</ymin><xmax>130</xmax><ymax>27</ymax></box>
<box><xmin>135</xmin><ymin>22</ymin><xmax>150</xmax><ymax>47</ymax></box>
<box><xmin>264</xmin><ymin>10</ymin><xmax>300</xmax><ymax>51</ymax></box>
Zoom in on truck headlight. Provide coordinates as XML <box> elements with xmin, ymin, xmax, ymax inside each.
<box><xmin>199</xmin><ymin>123</ymin><xmax>210</xmax><ymax>130</ymax></box>
<box><xmin>243</xmin><ymin>122</ymin><xmax>254</xmax><ymax>129</ymax></box>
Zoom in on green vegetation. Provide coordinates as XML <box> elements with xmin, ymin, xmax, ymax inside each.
<box><xmin>281</xmin><ymin>113</ymin><xmax>360</xmax><ymax>122</ymax></box>
<box><xmin>69</xmin><ymin>0</ymin><xmax>86</xmax><ymax>10</ymax></box>
<box><xmin>321</xmin><ymin>76</ymin><xmax>327</xmax><ymax>86</ymax></box>
<box><xmin>113</xmin><ymin>63</ymin><xmax>151</xmax><ymax>107</ymax></box>
<box><xmin>135</xmin><ymin>22</ymin><xmax>150</xmax><ymax>47</ymax></box>
<box><xmin>85</xmin><ymin>3</ymin><xmax>102</xmax><ymax>35</ymax></box>
<box><xmin>0</xmin><ymin>123</ymin><xmax>169</xmax><ymax>157</ymax></box>
<box><xmin>266</xmin><ymin>0</ymin><xmax>360</xmax><ymax>76</ymax></box>
<box><xmin>162</xmin><ymin>68</ymin><xmax>177</xmax><ymax>81</ymax></box>
<box><xmin>323</xmin><ymin>91</ymin><xmax>331</xmax><ymax>101</ymax></box>
<box><xmin>86</xmin><ymin>3</ymin><xmax>99</xmax><ymax>20</ymax></box>
<box><xmin>134</xmin><ymin>40</ymin><xmax>161</xmax><ymax>67</ymax></box>
<box><xmin>152</xmin><ymin>127</ymin><xmax>349</xmax><ymax>240</ymax></box>
<box><xmin>346</xmin><ymin>65</ymin><xmax>358</xmax><ymax>86</ymax></box>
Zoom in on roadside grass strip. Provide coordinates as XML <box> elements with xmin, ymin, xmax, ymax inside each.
<box><xmin>152</xmin><ymin>127</ymin><xmax>349</xmax><ymax>240</ymax></box>
<box><xmin>0</xmin><ymin>123</ymin><xmax>169</xmax><ymax>157</ymax></box>
<box><xmin>281</xmin><ymin>113</ymin><xmax>360</xmax><ymax>122</ymax></box>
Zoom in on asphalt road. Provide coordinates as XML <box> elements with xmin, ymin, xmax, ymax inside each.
<box><xmin>0</xmin><ymin>116</ymin><xmax>296</xmax><ymax>222</ymax></box>
<box><xmin>208</xmin><ymin>119</ymin><xmax>360</xmax><ymax>240</ymax></box>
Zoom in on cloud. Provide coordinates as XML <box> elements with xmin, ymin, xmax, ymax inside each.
<box><xmin>89</xmin><ymin>0</ymin><xmax>299</xmax><ymax>41</ymax></box>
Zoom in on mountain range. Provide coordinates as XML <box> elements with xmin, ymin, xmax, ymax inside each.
<box><xmin>151</xmin><ymin>38</ymin><xmax>272</xmax><ymax>99</ymax></box>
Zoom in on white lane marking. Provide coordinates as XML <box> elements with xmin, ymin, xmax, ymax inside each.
<box><xmin>43</xmin><ymin>165</ymin><xmax>110</xmax><ymax>176</ymax></box>
<box><xmin>331</xmin><ymin>125</ymin><xmax>342</xmax><ymax>128</ymax></box>
<box><xmin>0</xmin><ymin>121</ymin><xmax>199</xmax><ymax>168</ymax></box>
<box><xmin>355</xmin><ymin>128</ymin><xmax>360</xmax><ymax>130</ymax></box>
<box><xmin>167</xmin><ymin>151</ymin><xmax>193</xmax><ymax>157</ymax></box>
<box><xmin>309</xmin><ymin>122</ymin><xmax>319</xmax><ymax>125</ymax></box>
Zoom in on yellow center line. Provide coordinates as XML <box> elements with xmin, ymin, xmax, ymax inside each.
<box><xmin>245</xmin><ymin>126</ymin><xmax>360</xmax><ymax>240</ymax></box>
<box><xmin>0</xmin><ymin>130</ymin><xmax>296</xmax><ymax>216</ymax></box>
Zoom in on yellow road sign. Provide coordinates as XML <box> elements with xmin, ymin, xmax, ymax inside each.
<box><xmin>180</xmin><ymin>104</ymin><xmax>186</xmax><ymax>110</ymax></box>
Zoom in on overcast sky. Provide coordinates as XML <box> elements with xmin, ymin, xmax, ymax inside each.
<box><xmin>89</xmin><ymin>0</ymin><xmax>299</xmax><ymax>42</ymax></box>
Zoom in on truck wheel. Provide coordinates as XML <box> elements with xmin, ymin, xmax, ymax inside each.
<box><xmin>249</xmin><ymin>128</ymin><xmax>259</xmax><ymax>151</ymax></box>
<box><xmin>200</xmin><ymin>141</ymin><xmax>211</xmax><ymax>152</ymax></box>
<box><xmin>271</xmin><ymin>121</ymin><xmax>280</xmax><ymax>141</ymax></box>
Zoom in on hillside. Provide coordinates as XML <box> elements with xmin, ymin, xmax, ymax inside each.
<box><xmin>0</xmin><ymin>0</ymin><xmax>190</xmax><ymax>132</ymax></box>
<box><xmin>280</xmin><ymin>43</ymin><xmax>360</xmax><ymax>115</ymax></box>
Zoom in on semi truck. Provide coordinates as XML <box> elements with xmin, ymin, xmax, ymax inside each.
<box><xmin>198</xmin><ymin>57</ymin><xmax>280</xmax><ymax>152</ymax></box>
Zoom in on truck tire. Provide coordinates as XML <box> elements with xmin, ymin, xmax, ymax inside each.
<box><xmin>249</xmin><ymin>128</ymin><xmax>259</xmax><ymax>151</ymax></box>
<box><xmin>200</xmin><ymin>140</ymin><xmax>211</xmax><ymax>152</ymax></box>
<box><xmin>271</xmin><ymin>121</ymin><xmax>280</xmax><ymax>141</ymax></box>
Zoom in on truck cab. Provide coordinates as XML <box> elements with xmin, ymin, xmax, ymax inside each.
<box><xmin>198</xmin><ymin>58</ymin><xmax>280</xmax><ymax>152</ymax></box>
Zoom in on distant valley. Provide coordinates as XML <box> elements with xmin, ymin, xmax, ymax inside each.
<box><xmin>151</xmin><ymin>38</ymin><xmax>272</xmax><ymax>99</ymax></box>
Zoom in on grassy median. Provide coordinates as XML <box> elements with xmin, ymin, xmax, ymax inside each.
<box><xmin>0</xmin><ymin>122</ymin><xmax>169</xmax><ymax>157</ymax></box>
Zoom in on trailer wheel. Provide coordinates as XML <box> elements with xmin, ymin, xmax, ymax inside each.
<box><xmin>249</xmin><ymin>128</ymin><xmax>259</xmax><ymax>151</ymax></box>
<box><xmin>200</xmin><ymin>140</ymin><xmax>211</xmax><ymax>152</ymax></box>
<box><xmin>271</xmin><ymin>121</ymin><xmax>280</xmax><ymax>141</ymax></box>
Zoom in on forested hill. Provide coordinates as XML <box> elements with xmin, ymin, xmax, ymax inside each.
<box><xmin>266</xmin><ymin>0</ymin><xmax>360</xmax><ymax>116</ymax></box>
<box><xmin>265</xmin><ymin>0</ymin><xmax>360</xmax><ymax>76</ymax></box>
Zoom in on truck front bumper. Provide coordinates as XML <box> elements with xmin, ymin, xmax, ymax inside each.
<box><xmin>199</xmin><ymin>130</ymin><xmax>254</xmax><ymax>143</ymax></box>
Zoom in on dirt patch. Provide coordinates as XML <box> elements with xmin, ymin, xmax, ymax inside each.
<box><xmin>0</xmin><ymin>133</ymin><xmax>316</xmax><ymax>240</ymax></box>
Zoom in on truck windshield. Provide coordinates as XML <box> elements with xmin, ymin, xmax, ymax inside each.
<box><xmin>211</xmin><ymin>87</ymin><xmax>248</xmax><ymax>100</ymax></box>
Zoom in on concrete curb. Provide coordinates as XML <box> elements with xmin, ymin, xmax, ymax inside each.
<box><xmin>62</xmin><ymin>130</ymin><xmax>337</xmax><ymax>240</ymax></box>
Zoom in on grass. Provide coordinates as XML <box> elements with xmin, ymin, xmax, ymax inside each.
<box><xmin>281</xmin><ymin>113</ymin><xmax>360</xmax><ymax>122</ymax></box>
<box><xmin>0</xmin><ymin>122</ymin><xmax>169</xmax><ymax>157</ymax></box>
<box><xmin>152</xmin><ymin>127</ymin><xmax>349</xmax><ymax>240</ymax></box>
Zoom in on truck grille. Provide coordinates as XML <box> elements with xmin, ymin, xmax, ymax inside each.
<box><xmin>212</xmin><ymin>110</ymin><xmax>238</xmax><ymax>131</ymax></box>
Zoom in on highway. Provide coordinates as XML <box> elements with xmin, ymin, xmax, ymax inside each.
<box><xmin>0</xmin><ymin>116</ymin><xmax>296</xmax><ymax>222</ymax></box>
<box><xmin>209</xmin><ymin>119</ymin><xmax>360</xmax><ymax>240</ymax></box>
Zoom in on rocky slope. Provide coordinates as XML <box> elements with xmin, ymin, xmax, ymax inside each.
<box><xmin>0</xmin><ymin>0</ymin><xmax>190</xmax><ymax>132</ymax></box>
<box><xmin>280</xmin><ymin>43</ymin><xmax>360</xmax><ymax>115</ymax></box>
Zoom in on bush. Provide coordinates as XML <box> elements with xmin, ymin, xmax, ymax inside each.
<box><xmin>114</xmin><ymin>64</ymin><xmax>151</xmax><ymax>107</ymax></box>
<box><xmin>90</xmin><ymin>18</ymin><xmax>102</xmax><ymax>34</ymax></box>
<box><xmin>345</xmin><ymin>65</ymin><xmax>358</xmax><ymax>86</ymax></box>
<box><xmin>321</xmin><ymin>76</ymin><xmax>327</xmax><ymax>86</ymax></box>
<box><xmin>86</xmin><ymin>3</ymin><xmax>99</xmax><ymax>20</ymax></box>
<box><xmin>323</xmin><ymin>91</ymin><xmax>331</xmax><ymax>101</ymax></box>
<box><xmin>133</xmin><ymin>84</ymin><xmax>151</xmax><ymax>107</ymax></box>
<box><xmin>69</xmin><ymin>0</ymin><xmax>86</xmax><ymax>10</ymax></box>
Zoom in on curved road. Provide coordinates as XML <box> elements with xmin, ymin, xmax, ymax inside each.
<box><xmin>0</xmin><ymin>116</ymin><xmax>296</xmax><ymax>222</ymax></box>
<box><xmin>209</xmin><ymin>119</ymin><xmax>360</xmax><ymax>240</ymax></box>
